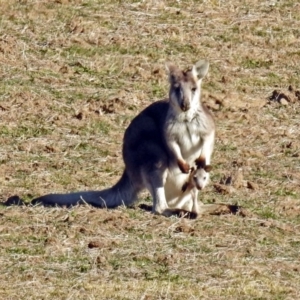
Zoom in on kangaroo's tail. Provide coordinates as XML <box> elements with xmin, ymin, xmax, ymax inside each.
<box><xmin>4</xmin><ymin>171</ymin><xmax>138</xmax><ymax>208</ymax></box>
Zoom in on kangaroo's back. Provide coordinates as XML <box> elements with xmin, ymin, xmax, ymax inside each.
<box><xmin>123</xmin><ymin>100</ymin><xmax>170</xmax><ymax>174</ymax></box>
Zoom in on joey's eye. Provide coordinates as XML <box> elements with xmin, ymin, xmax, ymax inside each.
<box><xmin>191</xmin><ymin>87</ymin><xmax>197</xmax><ymax>93</ymax></box>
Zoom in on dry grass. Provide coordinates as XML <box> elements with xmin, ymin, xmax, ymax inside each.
<box><xmin>0</xmin><ymin>0</ymin><xmax>300</xmax><ymax>299</ymax></box>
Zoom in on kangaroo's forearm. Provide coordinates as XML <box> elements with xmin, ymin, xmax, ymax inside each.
<box><xmin>167</xmin><ymin>140</ymin><xmax>190</xmax><ymax>173</ymax></box>
<box><xmin>195</xmin><ymin>133</ymin><xmax>215</xmax><ymax>167</ymax></box>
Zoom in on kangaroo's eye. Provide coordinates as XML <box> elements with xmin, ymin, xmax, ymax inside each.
<box><xmin>191</xmin><ymin>87</ymin><xmax>197</xmax><ymax>93</ymax></box>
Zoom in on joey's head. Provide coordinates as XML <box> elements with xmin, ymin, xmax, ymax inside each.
<box><xmin>166</xmin><ymin>60</ymin><xmax>209</xmax><ymax>113</ymax></box>
<box><xmin>192</xmin><ymin>165</ymin><xmax>212</xmax><ymax>190</ymax></box>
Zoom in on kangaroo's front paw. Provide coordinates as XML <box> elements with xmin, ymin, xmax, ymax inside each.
<box><xmin>178</xmin><ymin>160</ymin><xmax>190</xmax><ymax>174</ymax></box>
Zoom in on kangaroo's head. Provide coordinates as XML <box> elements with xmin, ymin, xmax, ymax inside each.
<box><xmin>166</xmin><ymin>60</ymin><xmax>209</xmax><ymax>113</ymax></box>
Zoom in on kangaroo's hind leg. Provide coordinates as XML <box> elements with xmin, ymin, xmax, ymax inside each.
<box><xmin>142</xmin><ymin>160</ymin><xmax>169</xmax><ymax>215</ymax></box>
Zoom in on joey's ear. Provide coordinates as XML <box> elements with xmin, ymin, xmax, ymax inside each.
<box><xmin>192</xmin><ymin>60</ymin><xmax>209</xmax><ymax>80</ymax></box>
<box><xmin>204</xmin><ymin>165</ymin><xmax>212</xmax><ymax>173</ymax></box>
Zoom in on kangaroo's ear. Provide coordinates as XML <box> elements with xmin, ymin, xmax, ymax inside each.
<box><xmin>204</xmin><ymin>165</ymin><xmax>212</xmax><ymax>173</ymax></box>
<box><xmin>165</xmin><ymin>62</ymin><xmax>179</xmax><ymax>83</ymax></box>
<box><xmin>192</xmin><ymin>60</ymin><xmax>209</xmax><ymax>80</ymax></box>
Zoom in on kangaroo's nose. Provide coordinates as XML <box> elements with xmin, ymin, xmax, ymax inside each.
<box><xmin>181</xmin><ymin>101</ymin><xmax>190</xmax><ymax>111</ymax></box>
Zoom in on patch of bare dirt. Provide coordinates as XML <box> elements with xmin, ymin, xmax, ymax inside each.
<box><xmin>203</xmin><ymin>91</ymin><xmax>267</xmax><ymax>112</ymax></box>
<box><xmin>100</xmin><ymin>97</ymin><xmax>128</xmax><ymax>114</ymax></box>
<box><xmin>268</xmin><ymin>85</ymin><xmax>300</xmax><ymax>105</ymax></box>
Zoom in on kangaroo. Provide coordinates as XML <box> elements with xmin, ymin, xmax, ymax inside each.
<box><xmin>6</xmin><ymin>60</ymin><xmax>215</xmax><ymax>216</ymax></box>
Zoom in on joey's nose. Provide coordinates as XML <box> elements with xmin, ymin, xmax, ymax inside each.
<box><xmin>194</xmin><ymin>179</ymin><xmax>202</xmax><ymax>190</ymax></box>
<box><xmin>197</xmin><ymin>185</ymin><xmax>203</xmax><ymax>190</ymax></box>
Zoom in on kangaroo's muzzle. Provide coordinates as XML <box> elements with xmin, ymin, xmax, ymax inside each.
<box><xmin>180</xmin><ymin>99</ymin><xmax>190</xmax><ymax>111</ymax></box>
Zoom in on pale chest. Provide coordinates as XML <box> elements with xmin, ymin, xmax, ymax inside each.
<box><xmin>168</xmin><ymin>120</ymin><xmax>204</xmax><ymax>159</ymax></box>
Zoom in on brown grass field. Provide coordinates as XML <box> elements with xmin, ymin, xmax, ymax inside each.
<box><xmin>0</xmin><ymin>0</ymin><xmax>300</xmax><ymax>299</ymax></box>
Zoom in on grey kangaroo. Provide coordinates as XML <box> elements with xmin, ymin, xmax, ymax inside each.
<box><xmin>8</xmin><ymin>60</ymin><xmax>215</xmax><ymax>216</ymax></box>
